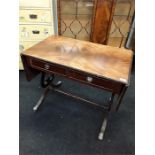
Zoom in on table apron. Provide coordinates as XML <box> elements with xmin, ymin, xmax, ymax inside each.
<box><xmin>26</xmin><ymin>56</ymin><xmax>124</xmax><ymax>94</ymax></box>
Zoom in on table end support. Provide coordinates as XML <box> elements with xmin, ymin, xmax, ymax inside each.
<box><xmin>33</xmin><ymin>72</ymin><xmax>62</xmax><ymax>111</ymax></box>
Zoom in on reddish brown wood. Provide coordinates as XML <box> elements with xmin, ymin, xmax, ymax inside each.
<box><xmin>91</xmin><ymin>0</ymin><xmax>115</xmax><ymax>44</ymax></box>
<box><xmin>29</xmin><ymin>58</ymin><xmax>66</xmax><ymax>76</ymax></box>
<box><xmin>105</xmin><ymin>0</ymin><xmax>116</xmax><ymax>44</ymax></box>
<box><xmin>25</xmin><ymin>56</ymin><xmax>123</xmax><ymax>93</ymax></box>
<box><xmin>21</xmin><ymin>55</ymin><xmax>40</xmax><ymax>81</ymax></box>
<box><xmin>57</xmin><ymin>0</ymin><xmax>115</xmax><ymax>44</ymax></box>
<box><xmin>64</xmin><ymin>68</ymin><xmax>123</xmax><ymax>93</ymax></box>
<box><xmin>21</xmin><ymin>36</ymin><xmax>133</xmax><ymax>84</ymax></box>
<box><xmin>21</xmin><ymin>35</ymin><xmax>133</xmax><ymax>94</ymax></box>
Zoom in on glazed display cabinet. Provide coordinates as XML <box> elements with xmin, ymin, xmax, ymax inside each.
<box><xmin>57</xmin><ymin>0</ymin><xmax>135</xmax><ymax>47</ymax></box>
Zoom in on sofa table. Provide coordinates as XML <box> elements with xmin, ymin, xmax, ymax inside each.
<box><xmin>21</xmin><ymin>35</ymin><xmax>133</xmax><ymax>140</ymax></box>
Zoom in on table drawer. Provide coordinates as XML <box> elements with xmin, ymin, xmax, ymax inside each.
<box><xmin>26</xmin><ymin>57</ymin><xmax>123</xmax><ymax>93</ymax></box>
<box><xmin>19</xmin><ymin>9</ymin><xmax>52</xmax><ymax>23</ymax></box>
<box><xmin>19</xmin><ymin>0</ymin><xmax>50</xmax><ymax>8</ymax></box>
<box><xmin>66</xmin><ymin>69</ymin><xmax>123</xmax><ymax>93</ymax></box>
<box><xmin>29</xmin><ymin>58</ymin><xmax>66</xmax><ymax>75</ymax></box>
<box><xmin>19</xmin><ymin>25</ymin><xmax>54</xmax><ymax>41</ymax></box>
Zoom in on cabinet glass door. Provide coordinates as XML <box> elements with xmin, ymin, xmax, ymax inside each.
<box><xmin>107</xmin><ymin>0</ymin><xmax>135</xmax><ymax>47</ymax></box>
<box><xmin>58</xmin><ymin>0</ymin><xmax>94</xmax><ymax>41</ymax></box>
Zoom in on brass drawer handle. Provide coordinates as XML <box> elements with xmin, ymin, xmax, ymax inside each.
<box><xmin>86</xmin><ymin>76</ymin><xmax>93</xmax><ymax>83</ymax></box>
<box><xmin>44</xmin><ymin>64</ymin><xmax>50</xmax><ymax>70</ymax></box>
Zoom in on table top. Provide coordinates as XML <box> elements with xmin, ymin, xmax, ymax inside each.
<box><xmin>22</xmin><ymin>35</ymin><xmax>133</xmax><ymax>84</ymax></box>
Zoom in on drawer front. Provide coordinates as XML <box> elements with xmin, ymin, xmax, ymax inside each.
<box><xmin>19</xmin><ymin>10</ymin><xmax>52</xmax><ymax>23</ymax></box>
<box><xmin>66</xmin><ymin>69</ymin><xmax>123</xmax><ymax>93</ymax></box>
<box><xmin>19</xmin><ymin>0</ymin><xmax>50</xmax><ymax>8</ymax></box>
<box><xmin>29</xmin><ymin>58</ymin><xmax>66</xmax><ymax>75</ymax></box>
<box><xmin>19</xmin><ymin>25</ymin><xmax>54</xmax><ymax>41</ymax></box>
<box><xmin>26</xmin><ymin>57</ymin><xmax>123</xmax><ymax>93</ymax></box>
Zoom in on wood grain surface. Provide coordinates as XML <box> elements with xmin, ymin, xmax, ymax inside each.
<box><xmin>22</xmin><ymin>35</ymin><xmax>133</xmax><ymax>84</ymax></box>
<box><xmin>91</xmin><ymin>0</ymin><xmax>115</xmax><ymax>44</ymax></box>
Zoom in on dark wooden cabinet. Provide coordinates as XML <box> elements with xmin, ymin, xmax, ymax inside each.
<box><xmin>57</xmin><ymin>0</ymin><xmax>135</xmax><ymax>47</ymax></box>
<box><xmin>57</xmin><ymin>0</ymin><xmax>115</xmax><ymax>44</ymax></box>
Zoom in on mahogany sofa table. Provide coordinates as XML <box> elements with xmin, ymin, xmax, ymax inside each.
<box><xmin>21</xmin><ymin>35</ymin><xmax>133</xmax><ymax>140</ymax></box>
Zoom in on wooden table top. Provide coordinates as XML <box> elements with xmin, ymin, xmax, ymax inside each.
<box><xmin>22</xmin><ymin>35</ymin><xmax>133</xmax><ymax>84</ymax></box>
